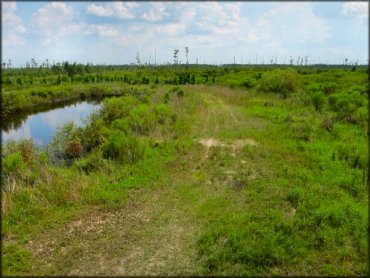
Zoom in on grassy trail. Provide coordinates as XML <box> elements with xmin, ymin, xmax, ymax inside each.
<box><xmin>25</xmin><ymin>87</ymin><xmax>253</xmax><ymax>275</ymax></box>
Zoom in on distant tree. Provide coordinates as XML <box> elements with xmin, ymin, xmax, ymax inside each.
<box><xmin>185</xmin><ymin>46</ymin><xmax>189</xmax><ymax>68</ymax></box>
<box><xmin>136</xmin><ymin>51</ymin><xmax>141</xmax><ymax>66</ymax></box>
<box><xmin>31</xmin><ymin>58</ymin><xmax>37</xmax><ymax>68</ymax></box>
<box><xmin>173</xmin><ymin>49</ymin><xmax>179</xmax><ymax>66</ymax></box>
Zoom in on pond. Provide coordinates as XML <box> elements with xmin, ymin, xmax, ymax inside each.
<box><xmin>2</xmin><ymin>100</ymin><xmax>102</xmax><ymax>146</ymax></box>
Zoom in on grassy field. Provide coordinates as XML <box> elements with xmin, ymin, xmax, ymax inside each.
<box><xmin>1</xmin><ymin>66</ymin><xmax>368</xmax><ymax>276</ymax></box>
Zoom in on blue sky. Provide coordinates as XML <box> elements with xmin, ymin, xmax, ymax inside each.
<box><xmin>2</xmin><ymin>1</ymin><xmax>368</xmax><ymax>67</ymax></box>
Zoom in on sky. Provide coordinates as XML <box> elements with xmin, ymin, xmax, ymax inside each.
<box><xmin>2</xmin><ymin>1</ymin><xmax>368</xmax><ymax>67</ymax></box>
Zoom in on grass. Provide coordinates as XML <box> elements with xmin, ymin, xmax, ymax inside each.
<box><xmin>1</xmin><ymin>66</ymin><xmax>368</xmax><ymax>276</ymax></box>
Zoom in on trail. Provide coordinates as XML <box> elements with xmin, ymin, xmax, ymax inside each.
<box><xmin>27</xmin><ymin>86</ymin><xmax>255</xmax><ymax>276</ymax></box>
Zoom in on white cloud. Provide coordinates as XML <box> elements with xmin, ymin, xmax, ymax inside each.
<box><xmin>298</xmin><ymin>13</ymin><xmax>330</xmax><ymax>43</ymax></box>
<box><xmin>342</xmin><ymin>2</ymin><xmax>368</xmax><ymax>19</ymax></box>
<box><xmin>33</xmin><ymin>2</ymin><xmax>74</xmax><ymax>29</ymax></box>
<box><xmin>2</xmin><ymin>2</ymin><xmax>26</xmax><ymax>46</ymax></box>
<box><xmin>87</xmin><ymin>2</ymin><xmax>139</xmax><ymax>19</ymax></box>
<box><xmin>194</xmin><ymin>2</ymin><xmax>271</xmax><ymax>44</ymax></box>
<box><xmin>32</xmin><ymin>2</ymin><xmax>80</xmax><ymax>45</ymax></box>
<box><xmin>2</xmin><ymin>1</ymin><xmax>18</xmax><ymax>15</ymax></box>
<box><xmin>261</xmin><ymin>3</ymin><xmax>330</xmax><ymax>44</ymax></box>
<box><xmin>87</xmin><ymin>3</ymin><xmax>113</xmax><ymax>17</ymax></box>
<box><xmin>142</xmin><ymin>2</ymin><xmax>169</xmax><ymax>22</ymax></box>
<box><xmin>85</xmin><ymin>24</ymin><xmax>119</xmax><ymax>37</ymax></box>
<box><xmin>113</xmin><ymin>2</ymin><xmax>139</xmax><ymax>19</ymax></box>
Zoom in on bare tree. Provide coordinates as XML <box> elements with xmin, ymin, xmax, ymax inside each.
<box><xmin>136</xmin><ymin>51</ymin><xmax>141</xmax><ymax>66</ymax></box>
<box><xmin>173</xmin><ymin>49</ymin><xmax>179</xmax><ymax>66</ymax></box>
<box><xmin>185</xmin><ymin>46</ymin><xmax>189</xmax><ymax>68</ymax></box>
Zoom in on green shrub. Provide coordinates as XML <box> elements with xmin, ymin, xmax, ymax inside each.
<box><xmin>102</xmin><ymin>131</ymin><xmax>146</xmax><ymax>163</ymax></box>
<box><xmin>111</xmin><ymin>118</ymin><xmax>131</xmax><ymax>134</ymax></box>
<box><xmin>2</xmin><ymin>152</ymin><xmax>27</xmax><ymax>177</ymax></box>
<box><xmin>242</xmin><ymin>77</ymin><xmax>258</xmax><ymax>88</ymax></box>
<box><xmin>328</xmin><ymin>94</ymin><xmax>339</xmax><ymax>110</ymax></box>
<box><xmin>336</xmin><ymin>96</ymin><xmax>356</xmax><ymax>121</ymax></box>
<box><xmin>129</xmin><ymin>104</ymin><xmax>156</xmax><ymax>135</ymax></box>
<box><xmin>154</xmin><ymin>104</ymin><xmax>176</xmax><ymax>125</ymax></box>
<box><xmin>81</xmin><ymin>113</ymin><xmax>105</xmax><ymax>152</ymax></box>
<box><xmin>258</xmin><ymin>69</ymin><xmax>300</xmax><ymax>97</ymax></box>
<box><xmin>320</xmin><ymin>82</ymin><xmax>338</xmax><ymax>95</ymax></box>
<box><xmin>354</xmin><ymin>107</ymin><xmax>368</xmax><ymax>129</ymax></box>
<box><xmin>75</xmin><ymin>151</ymin><xmax>106</xmax><ymax>173</ymax></box>
<box><xmin>100</xmin><ymin>96</ymin><xmax>140</xmax><ymax>125</ymax></box>
<box><xmin>291</xmin><ymin>121</ymin><xmax>314</xmax><ymax>141</ymax></box>
<box><xmin>311</xmin><ymin>91</ymin><xmax>325</xmax><ymax>111</ymax></box>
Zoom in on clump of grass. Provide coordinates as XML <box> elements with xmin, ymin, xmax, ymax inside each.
<box><xmin>258</xmin><ymin>69</ymin><xmax>300</xmax><ymax>97</ymax></box>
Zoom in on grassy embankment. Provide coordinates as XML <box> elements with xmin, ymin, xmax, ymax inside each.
<box><xmin>1</xmin><ymin>66</ymin><xmax>368</xmax><ymax>275</ymax></box>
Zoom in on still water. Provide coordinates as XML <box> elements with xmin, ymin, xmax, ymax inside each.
<box><xmin>2</xmin><ymin>100</ymin><xmax>102</xmax><ymax>146</ymax></box>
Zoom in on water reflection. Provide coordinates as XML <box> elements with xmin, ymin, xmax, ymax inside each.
<box><xmin>2</xmin><ymin>100</ymin><xmax>102</xmax><ymax>146</ymax></box>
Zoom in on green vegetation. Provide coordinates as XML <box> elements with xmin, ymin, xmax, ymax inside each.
<box><xmin>1</xmin><ymin>65</ymin><xmax>368</xmax><ymax>276</ymax></box>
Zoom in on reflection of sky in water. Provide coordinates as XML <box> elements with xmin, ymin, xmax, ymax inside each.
<box><xmin>2</xmin><ymin>102</ymin><xmax>101</xmax><ymax>146</ymax></box>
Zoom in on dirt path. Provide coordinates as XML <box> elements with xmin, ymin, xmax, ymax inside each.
<box><xmin>27</xmin><ymin>87</ymin><xmax>253</xmax><ymax>275</ymax></box>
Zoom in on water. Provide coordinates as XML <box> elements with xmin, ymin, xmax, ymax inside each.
<box><xmin>2</xmin><ymin>100</ymin><xmax>102</xmax><ymax>146</ymax></box>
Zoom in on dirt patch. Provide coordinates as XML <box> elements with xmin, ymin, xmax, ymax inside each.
<box><xmin>198</xmin><ymin>138</ymin><xmax>257</xmax><ymax>149</ymax></box>
<box><xmin>27</xmin><ymin>187</ymin><xmax>199</xmax><ymax>276</ymax></box>
<box><xmin>198</xmin><ymin>138</ymin><xmax>227</xmax><ymax>148</ymax></box>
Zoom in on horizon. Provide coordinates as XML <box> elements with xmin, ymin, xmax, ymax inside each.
<box><xmin>2</xmin><ymin>1</ymin><xmax>368</xmax><ymax>67</ymax></box>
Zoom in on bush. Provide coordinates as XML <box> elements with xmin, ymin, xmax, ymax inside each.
<box><xmin>2</xmin><ymin>152</ymin><xmax>27</xmax><ymax>177</ymax></box>
<box><xmin>154</xmin><ymin>104</ymin><xmax>176</xmax><ymax>125</ymax></box>
<box><xmin>111</xmin><ymin>118</ymin><xmax>131</xmax><ymax>134</ymax></box>
<box><xmin>64</xmin><ymin>139</ymin><xmax>83</xmax><ymax>159</ymax></box>
<box><xmin>81</xmin><ymin>113</ymin><xmax>105</xmax><ymax>152</ymax></box>
<box><xmin>102</xmin><ymin>131</ymin><xmax>146</xmax><ymax>163</ymax></box>
<box><xmin>75</xmin><ymin>151</ymin><xmax>106</xmax><ymax>173</ymax></box>
<box><xmin>129</xmin><ymin>104</ymin><xmax>156</xmax><ymax>135</ymax></box>
<box><xmin>336</xmin><ymin>96</ymin><xmax>356</xmax><ymax>121</ymax></box>
<box><xmin>100</xmin><ymin>96</ymin><xmax>140</xmax><ymax>125</ymax></box>
<box><xmin>320</xmin><ymin>82</ymin><xmax>338</xmax><ymax>95</ymax></box>
<box><xmin>291</xmin><ymin>121</ymin><xmax>314</xmax><ymax>141</ymax></box>
<box><xmin>354</xmin><ymin>107</ymin><xmax>368</xmax><ymax>129</ymax></box>
<box><xmin>258</xmin><ymin>69</ymin><xmax>300</xmax><ymax>97</ymax></box>
<box><xmin>311</xmin><ymin>92</ymin><xmax>325</xmax><ymax>111</ymax></box>
<box><xmin>242</xmin><ymin>77</ymin><xmax>258</xmax><ymax>88</ymax></box>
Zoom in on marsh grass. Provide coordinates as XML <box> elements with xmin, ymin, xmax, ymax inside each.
<box><xmin>1</xmin><ymin>67</ymin><xmax>368</xmax><ymax>276</ymax></box>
